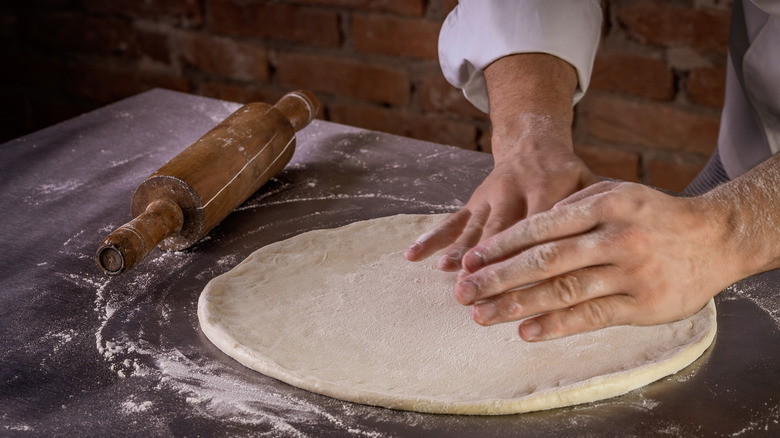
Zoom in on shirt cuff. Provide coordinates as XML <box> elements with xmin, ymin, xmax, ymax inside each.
<box><xmin>439</xmin><ymin>0</ymin><xmax>603</xmax><ymax>113</ymax></box>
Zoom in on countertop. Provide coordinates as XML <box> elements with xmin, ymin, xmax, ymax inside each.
<box><xmin>1</xmin><ymin>89</ymin><xmax>778</xmax><ymax>437</ymax></box>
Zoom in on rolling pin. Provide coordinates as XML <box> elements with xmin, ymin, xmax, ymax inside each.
<box><xmin>96</xmin><ymin>90</ymin><xmax>319</xmax><ymax>275</ymax></box>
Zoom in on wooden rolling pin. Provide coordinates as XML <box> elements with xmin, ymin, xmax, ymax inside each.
<box><xmin>96</xmin><ymin>90</ymin><xmax>319</xmax><ymax>275</ymax></box>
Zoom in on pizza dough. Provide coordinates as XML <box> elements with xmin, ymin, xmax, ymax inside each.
<box><xmin>197</xmin><ymin>214</ymin><xmax>717</xmax><ymax>415</ymax></box>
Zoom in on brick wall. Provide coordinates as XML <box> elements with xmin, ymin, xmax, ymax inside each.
<box><xmin>0</xmin><ymin>0</ymin><xmax>730</xmax><ymax>192</ymax></box>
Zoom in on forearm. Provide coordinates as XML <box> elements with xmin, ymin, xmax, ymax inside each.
<box><xmin>484</xmin><ymin>53</ymin><xmax>579</xmax><ymax>162</ymax></box>
<box><xmin>701</xmin><ymin>153</ymin><xmax>780</xmax><ymax>279</ymax></box>
<box><xmin>406</xmin><ymin>55</ymin><xmax>595</xmax><ymax>267</ymax></box>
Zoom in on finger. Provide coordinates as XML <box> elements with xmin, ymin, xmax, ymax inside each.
<box><xmin>405</xmin><ymin>209</ymin><xmax>471</xmax><ymax>262</ymax></box>
<box><xmin>481</xmin><ymin>201</ymin><xmax>526</xmax><ymax>241</ymax></box>
<box><xmin>461</xmin><ymin>199</ymin><xmax>601</xmax><ymax>273</ymax></box>
<box><xmin>524</xmin><ymin>186</ymin><xmax>565</xmax><ymax>218</ymax></box>
<box><xmin>518</xmin><ymin>294</ymin><xmax>637</xmax><ymax>341</ymax></box>
<box><xmin>523</xmin><ymin>169</ymin><xmax>601</xmax><ymax>217</ymax></box>
<box><xmin>552</xmin><ymin>180</ymin><xmax>617</xmax><ymax>209</ymax></box>
<box><xmin>471</xmin><ymin>266</ymin><xmax>613</xmax><ymax>326</ymax></box>
<box><xmin>437</xmin><ymin>208</ymin><xmax>490</xmax><ymax>271</ymax></box>
<box><xmin>455</xmin><ymin>231</ymin><xmax>613</xmax><ymax>305</ymax></box>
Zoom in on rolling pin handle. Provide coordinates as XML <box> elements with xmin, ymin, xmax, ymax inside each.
<box><xmin>96</xmin><ymin>198</ymin><xmax>184</xmax><ymax>275</ymax></box>
<box><xmin>273</xmin><ymin>90</ymin><xmax>319</xmax><ymax>132</ymax></box>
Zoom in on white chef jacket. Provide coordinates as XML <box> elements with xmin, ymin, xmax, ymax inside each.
<box><xmin>439</xmin><ymin>0</ymin><xmax>780</xmax><ymax>180</ymax></box>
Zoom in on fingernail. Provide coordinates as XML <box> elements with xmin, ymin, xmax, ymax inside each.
<box><xmin>455</xmin><ymin>280</ymin><xmax>477</xmax><ymax>305</ymax></box>
<box><xmin>437</xmin><ymin>254</ymin><xmax>461</xmax><ymax>271</ymax></box>
<box><xmin>519</xmin><ymin>320</ymin><xmax>542</xmax><ymax>341</ymax></box>
<box><xmin>463</xmin><ymin>251</ymin><xmax>485</xmax><ymax>271</ymax></box>
<box><xmin>473</xmin><ymin>301</ymin><xmax>497</xmax><ymax>324</ymax></box>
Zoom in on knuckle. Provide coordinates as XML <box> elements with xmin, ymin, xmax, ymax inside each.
<box><xmin>522</xmin><ymin>214</ymin><xmax>552</xmax><ymax>242</ymax></box>
<box><xmin>528</xmin><ymin>244</ymin><xmax>558</xmax><ymax>272</ymax></box>
<box><xmin>494</xmin><ymin>295</ymin><xmax>523</xmax><ymax>319</ymax></box>
<box><xmin>551</xmin><ymin>275</ymin><xmax>581</xmax><ymax>305</ymax></box>
<box><xmin>504</xmin><ymin>300</ymin><xmax>523</xmax><ymax>319</ymax></box>
<box><xmin>593</xmin><ymin>190</ymin><xmax>631</xmax><ymax>219</ymax></box>
<box><xmin>484</xmin><ymin>216</ymin><xmax>513</xmax><ymax>236</ymax></box>
<box><xmin>481</xmin><ymin>266</ymin><xmax>502</xmax><ymax>288</ymax></box>
<box><xmin>447</xmin><ymin>245</ymin><xmax>467</xmax><ymax>260</ymax></box>
<box><xmin>540</xmin><ymin>313</ymin><xmax>566</xmax><ymax>337</ymax></box>
<box><xmin>580</xmin><ymin>300</ymin><xmax>615</xmax><ymax>328</ymax></box>
<box><xmin>593</xmin><ymin>195</ymin><xmax>616</xmax><ymax>219</ymax></box>
<box><xmin>615</xmin><ymin>226</ymin><xmax>651</xmax><ymax>253</ymax></box>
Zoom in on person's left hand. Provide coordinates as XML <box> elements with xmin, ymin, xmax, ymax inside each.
<box><xmin>454</xmin><ymin>180</ymin><xmax>742</xmax><ymax>341</ymax></box>
<box><xmin>403</xmin><ymin>148</ymin><xmax>598</xmax><ymax>271</ymax></box>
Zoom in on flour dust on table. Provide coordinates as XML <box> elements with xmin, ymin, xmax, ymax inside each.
<box><xmin>198</xmin><ymin>214</ymin><xmax>717</xmax><ymax>415</ymax></box>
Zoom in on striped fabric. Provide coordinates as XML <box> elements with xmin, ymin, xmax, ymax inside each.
<box><xmin>683</xmin><ymin>150</ymin><xmax>731</xmax><ymax>196</ymax></box>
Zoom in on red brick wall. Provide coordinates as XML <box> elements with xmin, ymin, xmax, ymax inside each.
<box><xmin>0</xmin><ymin>0</ymin><xmax>730</xmax><ymax>192</ymax></box>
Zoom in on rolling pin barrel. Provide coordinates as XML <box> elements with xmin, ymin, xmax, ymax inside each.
<box><xmin>97</xmin><ymin>90</ymin><xmax>319</xmax><ymax>275</ymax></box>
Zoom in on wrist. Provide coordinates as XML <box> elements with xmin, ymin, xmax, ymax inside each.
<box><xmin>484</xmin><ymin>53</ymin><xmax>577</xmax><ymax>160</ymax></box>
<box><xmin>490</xmin><ymin>113</ymin><xmax>574</xmax><ymax>160</ymax></box>
<box><xmin>693</xmin><ymin>185</ymin><xmax>770</xmax><ymax>284</ymax></box>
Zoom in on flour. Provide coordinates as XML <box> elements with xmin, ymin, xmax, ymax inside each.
<box><xmin>47</xmin><ymin>329</ymin><xmax>77</xmax><ymax>353</ymax></box>
<box><xmin>216</xmin><ymin>254</ymin><xmax>239</xmax><ymax>268</ymax></box>
<box><xmin>89</xmin><ymin>241</ymin><xmax>398</xmax><ymax>436</ymax></box>
<box><xmin>24</xmin><ymin>179</ymin><xmax>85</xmax><ymax>205</ymax></box>
<box><xmin>61</xmin><ymin>230</ymin><xmax>94</xmax><ymax>261</ymax></box>
<box><xmin>121</xmin><ymin>399</ymin><xmax>153</xmax><ymax>414</ymax></box>
<box><xmin>154</xmin><ymin>349</ymin><xmax>385</xmax><ymax>436</ymax></box>
<box><xmin>108</xmin><ymin>151</ymin><xmax>156</xmax><ymax>169</ymax></box>
<box><xmin>721</xmin><ymin>280</ymin><xmax>780</xmax><ymax>328</ymax></box>
<box><xmin>729</xmin><ymin>404</ymin><xmax>780</xmax><ymax>437</ymax></box>
<box><xmin>3</xmin><ymin>424</ymin><xmax>33</xmax><ymax>432</ymax></box>
<box><xmin>192</xmin><ymin>100</ymin><xmax>241</xmax><ymax>124</ymax></box>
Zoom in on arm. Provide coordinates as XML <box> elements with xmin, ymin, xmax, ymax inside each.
<box><xmin>437</xmin><ymin>0</ymin><xmax>603</xmax><ymax>111</ymax></box>
<box><xmin>405</xmin><ymin>53</ymin><xmax>599</xmax><ymax>270</ymax></box>
<box><xmin>406</xmin><ymin>0</ymin><xmax>602</xmax><ymax>269</ymax></box>
<box><xmin>454</xmin><ymin>153</ymin><xmax>780</xmax><ymax>341</ymax></box>
<box><xmin>484</xmin><ymin>53</ymin><xmax>600</xmax><ymax>225</ymax></box>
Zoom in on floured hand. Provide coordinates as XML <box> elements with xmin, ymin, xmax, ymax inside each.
<box><xmin>404</xmin><ymin>150</ymin><xmax>598</xmax><ymax>271</ymax></box>
<box><xmin>405</xmin><ymin>53</ymin><xmax>597</xmax><ymax>270</ymax></box>
<box><xmin>456</xmin><ymin>180</ymin><xmax>755</xmax><ymax>341</ymax></box>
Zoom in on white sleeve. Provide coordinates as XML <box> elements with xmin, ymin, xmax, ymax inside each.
<box><xmin>438</xmin><ymin>0</ymin><xmax>603</xmax><ymax>113</ymax></box>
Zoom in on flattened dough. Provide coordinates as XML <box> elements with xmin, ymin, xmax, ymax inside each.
<box><xmin>198</xmin><ymin>214</ymin><xmax>717</xmax><ymax>415</ymax></box>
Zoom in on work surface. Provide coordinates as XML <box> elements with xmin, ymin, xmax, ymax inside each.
<box><xmin>1</xmin><ymin>89</ymin><xmax>779</xmax><ymax>437</ymax></box>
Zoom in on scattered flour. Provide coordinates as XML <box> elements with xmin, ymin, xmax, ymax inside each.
<box><xmin>4</xmin><ymin>424</ymin><xmax>33</xmax><ymax>432</ymax></box>
<box><xmin>720</xmin><ymin>280</ymin><xmax>780</xmax><ymax>328</ymax></box>
<box><xmin>24</xmin><ymin>179</ymin><xmax>85</xmax><ymax>206</ymax></box>
<box><xmin>121</xmin><ymin>399</ymin><xmax>153</xmax><ymax>414</ymax></box>
<box><xmin>87</xmin><ymin>240</ymin><xmax>395</xmax><ymax>436</ymax></box>
<box><xmin>729</xmin><ymin>404</ymin><xmax>780</xmax><ymax>437</ymax></box>
<box><xmin>47</xmin><ymin>329</ymin><xmax>77</xmax><ymax>353</ymax></box>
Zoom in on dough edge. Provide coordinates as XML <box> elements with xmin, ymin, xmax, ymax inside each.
<box><xmin>197</xmin><ymin>214</ymin><xmax>718</xmax><ymax>415</ymax></box>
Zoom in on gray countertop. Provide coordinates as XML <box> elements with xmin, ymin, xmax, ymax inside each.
<box><xmin>1</xmin><ymin>89</ymin><xmax>778</xmax><ymax>437</ymax></box>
